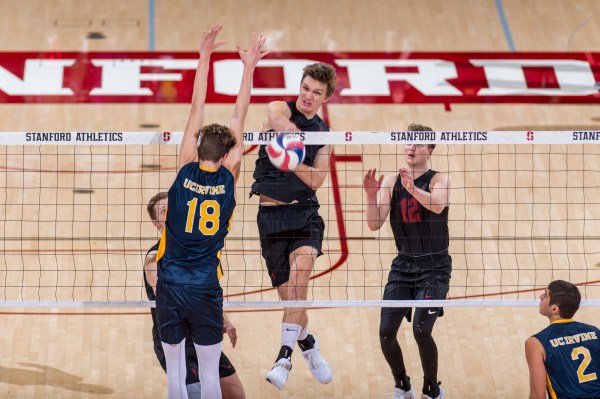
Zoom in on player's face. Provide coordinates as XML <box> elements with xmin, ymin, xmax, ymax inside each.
<box><xmin>404</xmin><ymin>144</ymin><xmax>431</xmax><ymax>168</ymax></box>
<box><xmin>296</xmin><ymin>76</ymin><xmax>329</xmax><ymax>117</ymax></box>
<box><xmin>539</xmin><ymin>288</ymin><xmax>552</xmax><ymax>316</ymax></box>
<box><xmin>154</xmin><ymin>198</ymin><xmax>168</xmax><ymax>231</ymax></box>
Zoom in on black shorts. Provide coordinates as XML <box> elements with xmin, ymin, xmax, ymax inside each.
<box><xmin>156</xmin><ymin>279</ymin><xmax>223</xmax><ymax>346</ymax></box>
<box><xmin>386</xmin><ymin>254</ymin><xmax>452</xmax><ymax>287</ymax></box>
<box><xmin>383</xmin><ymin>254</ymin><xmax>451</xmax><ymax>319</ymax></box>
<box><xmin>257</xmin><ymin>203</ymin><xmax>325</xmax><ymax>287</ymax></box>
<box><xmin>153</xmin><ymin>337</ymin><xmax>237</xmax><ymax>383</ymax></box>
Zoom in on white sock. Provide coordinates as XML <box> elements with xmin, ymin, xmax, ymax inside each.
<box><xmin>281</xmin><ymin>322</ymin><xmax>301</xmax><ymax>349</ymax></box>
<box><xmin>186</xmin><ymin>382</ymin><xmax>202</xmax><ymax>399</ymax></box>
<box><xmin>297</xmin><ymin>325</ymin><xmax>309</xmax><ymax>341</ymax></box>
<box><xmin>194</xmin><ymin>341</ymin><xmax>223</xmax><ymax>399</ymax></box>
<box><xmin>161</xmin><ymin>338</ymin><xmax>188</xmax><ymax>399</ymax></box>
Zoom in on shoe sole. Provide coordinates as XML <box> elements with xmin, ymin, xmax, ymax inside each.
<box><xmin>265</xmin><ymin>376</ymin><xmax>284</xmax><ymax>390</ymax></box>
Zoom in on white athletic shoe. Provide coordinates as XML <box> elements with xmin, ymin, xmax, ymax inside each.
<box><xmin>421</xmin><ymin>385</ymin><xmax>445</xmax><ymax>399</ymax></box>
<box><xmin>300</xmin><ymin>334</ymin><xmax>333</xmax><ymax>384</ymax></box>
<box><xmin>266</xmin><ymin>358</ymin><xmax>292</xmax><ymax>390</ymax></box>
<box><xmin>394</xmin><ymin>386</ymin><xmax>417</xmax><ymax>399</ymax></box>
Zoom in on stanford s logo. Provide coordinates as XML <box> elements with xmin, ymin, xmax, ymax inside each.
<box><xmin>345</xmin><ymin>131</ymin><xmax>353</xmax><ymax>142</ymax></box>
<box><xmin>527</xmin><ymin>131</ymin><xmax>534</xmax><ymax>141</ymax></box>
<box><xmin>163</xmin><ymin>131</ymin><xmax>171</xmax><ymax>142</ymax></box>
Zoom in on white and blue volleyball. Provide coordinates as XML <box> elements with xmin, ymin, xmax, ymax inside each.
<box><xmin>266</xmin><ymin>133</ymin><xmax>306</xmax><ymax>171</ymax></box>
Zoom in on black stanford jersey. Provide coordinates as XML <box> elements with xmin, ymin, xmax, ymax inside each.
<box><xmin>390</xmin><ymin>169</ymin><xmax>449</xmax><ymax>258</ymax></box>
<box><xmin>251</xmin><ymin>101</ymin><xmax>328</xmax><ymax>204</ymax></box>
<box><xmin>157</xmin><ymin>163</ymin><xmax>235</xmax><ymax>289</ymax></box>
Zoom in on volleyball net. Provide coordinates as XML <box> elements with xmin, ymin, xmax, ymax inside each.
<box><xmin>1</xmin><ymin>131</ymin><xmax>599</xmax><ymax>308</ymax></box>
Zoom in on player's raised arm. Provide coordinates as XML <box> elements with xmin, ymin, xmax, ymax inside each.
<box><xmin>363</xmin><ymin>169</ymin><xmax>394</xmax><ymax>231</ymax></box>
<box><xmin>223</xmin><ymin>32</ymin><xmax>268</xmax><ymax>183</ymax></box>
<box><xmin>400</xmin><ymin>168</ymin><xmax>451</xmax><ymax>214</ymax></box>
<box><xmin>178</xmin><ymin>24</ymin><xmax>226</xmax><ymax>170</ymax></box>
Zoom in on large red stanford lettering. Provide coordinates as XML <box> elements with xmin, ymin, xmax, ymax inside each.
<box><xmin>0</xmin><ymin>52</ymin><xmax>598</xmax><ymax>103</ymax></box>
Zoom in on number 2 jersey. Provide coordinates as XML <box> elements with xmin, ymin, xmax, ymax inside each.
<box><xmin>533</xmin><ymin>319</ymin><xmax>600</xmax><ymax>399</ymax></box>
<box><xmin>157</xmin><ymin>163</ymin><xmax>235</xmax><ymax>289</ymax></box>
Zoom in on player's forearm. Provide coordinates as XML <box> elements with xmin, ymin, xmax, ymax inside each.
<box><xmin>294</xmin><ymin>163</ymin><xmax>327</xmax><ymax>190</ymax></box>
<box><xmin>179</xmin><ymin>56</ymin><xmax>212</xmax><ymax>166</ymax></box>
<box><xmin>184</xmin><ymin>56</ymin><xmax>211</xmax><ymax>137</ymax></box>
<box><xmin>230</xmin><ymin>65</ymin><xmax>256</xmax><ymax>137</ymax></box>
<box><xmin>364</xmin><ymin>195</ymin><xmax>384</xmax><ymax>230</ymax></box>
<box><xmin>412</xmin><ymin>187</ymin><xmax>447</xmax><ymax>214</ymax></box>
<box><xmin>528</xmin><ymin>387</ymin><xmax>547</xmax><ymax>399</ymax></box>
<box><xmin>191</xmin><ymin>56</ymin><xmax>211</xmax><ymax>108</ymax></box>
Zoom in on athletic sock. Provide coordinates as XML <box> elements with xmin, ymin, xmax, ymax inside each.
<box><xmin>276</xmin><ymin>345</ymin><xmax>294</xmax><ymax>362</ymax></box>
<box><xmin>297</xmin><ymin>333</ymin><xmax>316</xmax><ymax>351</ymax></box>
<box><xmin>281</xmin><ymin>322</ymin><xmax>301</xmax><ymax>349</ymax></box>
<box><xmin>297</xmin><ymin>325</ymin><xmax>309</xmax><ymax>341</ymax></box>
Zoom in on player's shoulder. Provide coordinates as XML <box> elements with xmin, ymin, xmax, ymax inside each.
<box><xmin>431</xmin><ymin>170</ymin><xmax>451</xmax><ymax>185</ymax></box>
<box><xmin>180</xmin><ymin>161</ymin><xmax>198</xmax><ymax>172</ymax></box>
<box><xmin>175</xmin><ymin>162</ymin><xmax>198</xmax><ymax>180</ymax></box>
<box><xmin>268</xmin><ymin>100</ymin><xmax>292</xmax><ymax>113</ymax></box>
<box><xmin>574</xmin><ymin>320</ymin><xmax>600</xmax><ymax>332</ymax></box>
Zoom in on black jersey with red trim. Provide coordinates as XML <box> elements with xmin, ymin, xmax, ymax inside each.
<box><xmin>157</xmin><ymin>163</ymin><xmax>235</xmax><ymax>288</ymax></box>
<box><xmin>389</xmin><ymin>169</ymin><xmax>449</xmax><ymax>258</ymax></box>
<box><xmin>251</xmin><ymin>100</ymin><xmax>328</xmax><ymax>204</ymax></box>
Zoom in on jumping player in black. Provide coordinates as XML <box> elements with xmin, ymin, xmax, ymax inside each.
<box><xmin>363</xmin><ymin>123</ymin><xmax>451</xmax><ymax>399</ymax></box>
<box><xmin>251</xmin><ymin>63</ymin><xmax>336</xmax><ymax>390</ymax></box>
<box><xmin>144</xmin><ymin>192</ymin><xmax>245</xmax><ymax>399</ymax></box>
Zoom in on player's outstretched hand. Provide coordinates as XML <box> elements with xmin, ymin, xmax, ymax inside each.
<box><xmin>199</xmin><ymin>24</ymin><xmax>227</xmax><ymax>58</ymax></box>
<box><xmin>363</xmin><ymin>168</ymin><xmax>384</xmax><ymax>196</ymax></box>
<box><xmin>237</xmin><ymin>32</ymin><xmax>269</xmax><ymax>69</ymax></box>
<box><xmin>399</xmin><ymin>167</ymin><xmax>415</xmax><ymax>192</ymax></box>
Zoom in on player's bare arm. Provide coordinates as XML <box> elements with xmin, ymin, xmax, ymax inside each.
<box><xmin>293</xmin><ymin>145</ymin><xmax>330</xmax><ymax>190</ymax></box>
<box><xmin>525</xmin><ymin>337</ymin><xmax>548</xmax><ymax>399</ymax></box>
<box><xmin>263</xmin><ymin>101</ymin><xmax>297</xmax><ymax>132</ymax></box>
<box><xmin>363</xmin><ymin>169</ymin><xmax>395</xmax><ymax>231</ymax></box>
<box><xmin>223</xmin><ymin>32</ymin><xmax>269</xmax><ymax>183</ymax></box>
<box><xmin>400</xmin><ymin>169</ymin><xmax>450</xmax><ymax>214</ymax></box>
<box><xmin>178</xmin><ymin>24</ymin><xmax>226</xmax><ymax>170</ymax></box>
<box><xmin>223</xmin><ymin>312</ymin><xmax>238</xmax><ymax>348</ymax></box>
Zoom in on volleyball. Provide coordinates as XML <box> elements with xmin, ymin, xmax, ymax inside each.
<box><xmin>266</xmin><ymin>133</ymin><xmax>306</xmax><ymax>171</ymax></box>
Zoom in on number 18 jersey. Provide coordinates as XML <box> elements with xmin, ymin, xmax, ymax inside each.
<box><xmin>157</xmin><ymin>163</ymin><xmax>236</xmax><ymax>289</ymax></box>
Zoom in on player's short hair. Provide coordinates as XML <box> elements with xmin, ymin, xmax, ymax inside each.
<box><xmin>198</xmin><ymin>123</ymin><xmax>237</xmax><ymax>162</ymax></box>
<box><xmin>302</xmin><ymin>63</ymin><xmax>337</xmax><ymax>98</ymax></box>
<box><xmin>408</xmin><ymin>123</ymin><xmax>436</xmax><ymax>150</ymax></box>
<box><xmin>548</xmin><ymin>280</ymin><xmax>581</xmax><ymax>319</ymax></box>
<box><xmin>147</xmin><ymin>192</ymin><xmax>168</xmax><ymax>220</ymax></box>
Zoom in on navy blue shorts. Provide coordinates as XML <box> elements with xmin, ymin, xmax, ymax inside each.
<box><xmin>156</xmin><ymin>279</ymin><xmax>223</xmax><ymax>346</ymax></box>
<box><xmin>257</xmin><ymin>203</ymin><xmax>325</xmax><ymax>287</ymax></box>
